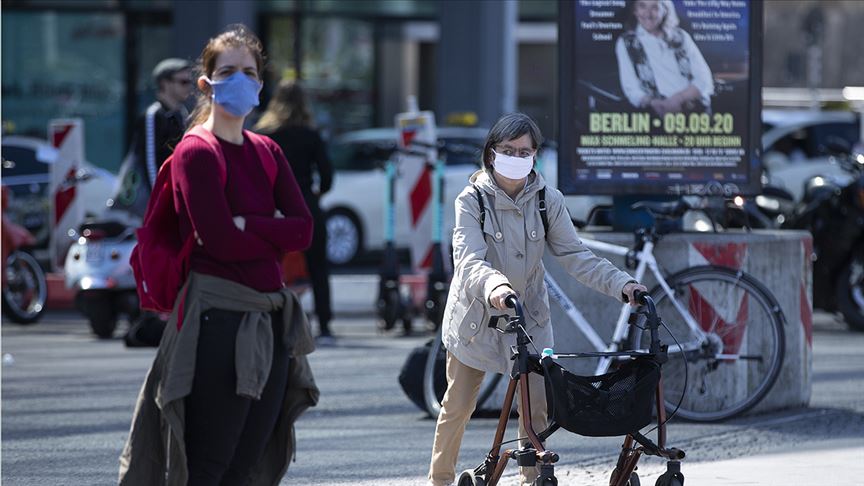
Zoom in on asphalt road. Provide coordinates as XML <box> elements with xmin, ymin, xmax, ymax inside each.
<box><xmin>2</xmin><ymin>310</ymin><xmax>863</xmax><ymax>485</ymax></box>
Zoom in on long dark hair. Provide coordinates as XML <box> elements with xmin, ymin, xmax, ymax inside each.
<box><xmin>187</xmin><ymin>24</ymin><xmax>266</xmax><ymax>129</ymax></box>
<box><xmin>254</xmin><ymin>80</ymin><xmax>313</xmax><ymax>132</ymax></box>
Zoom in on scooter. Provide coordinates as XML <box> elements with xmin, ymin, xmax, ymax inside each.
<box><xmin>64</xmin><ymin>123</ymin><xmax>168</xmax><ymax>341</ymax></box>
<box><xmin>424</xmin><ymin>151</ymin><xmax>449</xmax><ymax>331</ymax></box>
<box><xmin>376</xmin><ymin>151</ymin><xmax>413</xmax><ymax>333</ymax></box>
<box><xmin>64</xmin><ymin>210</ymin><xmax>141</xmax><ymax>338</ymax></box>
<box><xmin>784</xmin><ymin>138</ymin><xmax>864</xmax><ymax>332</ymax></box>
<box><xmin>2</xmin><ymin>186</ymin><xmax>47</xmax><ymax>325</ymax></box>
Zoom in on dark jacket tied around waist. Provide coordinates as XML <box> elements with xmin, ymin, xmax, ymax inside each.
<box><xmin>118</xmin><ymin>272</ymin><xmax>319</xmax><ymax>485</ymax></box>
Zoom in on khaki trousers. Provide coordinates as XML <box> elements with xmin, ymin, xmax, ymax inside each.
<box><xmin>428</xmin><ymin>352</ymin><xmax>547</xmax><ymax>486</ymax></box>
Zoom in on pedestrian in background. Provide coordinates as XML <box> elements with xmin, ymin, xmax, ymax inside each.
<box><xmin>117</xmin><ymin>58</ymin><xmax>194</xmax><ymax>347</ymax></box>
<box><xmin>119</xmin><ymin>24</ymin><xmax>318</xmax><ymax>486</ymax></box>
<box><xmin>115</xmin><ymin>58</ymin><xmax>194</xmax><ymax>216</ymax></box>
<box><xmin>255</xmin><ymin>80</ymin><xmax>335</xmax><ymax>340</ymax></box>
<box><xmin>427</xmin><ymin>113</ymin><xmax>647</xmax><ymax>486</ymax></box>
<box><xmin>112</xmin><ymin>58</ymin><xmax>193</xmax><ymax>217</ymax></box>
<box><xmin>136</xmin><ymin>58</ymin><xmax>195</xmax><ymax>186</ymax></box>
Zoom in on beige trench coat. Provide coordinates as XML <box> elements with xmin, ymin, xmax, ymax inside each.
<box><xmin>442</xmin><ymin>169</ymin><xmax>635</xmax><ymax>374</ymax></box>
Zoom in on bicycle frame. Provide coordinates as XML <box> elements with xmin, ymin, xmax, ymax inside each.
<box><xmin>544</xmin><ymin>233</ymin><xmax>709</xmax><ymax>375</ymax></box>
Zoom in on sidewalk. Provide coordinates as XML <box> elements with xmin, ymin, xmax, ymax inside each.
<box><xmin>671</xmin><ymin>443</ymin><xmax>864</xmax><ymax>485</ymax></box>
<box><xmin>610</xmin><ymin>442</ymin><xmax>864</xmax><ymax>486</ymax></box>
<box><xmin>340</xmin><ymin>443</ymin><xmax>864</xmax><ymax>485</ymax></box>
<box><xmin>300</xmin><ymin>273</ymin><xmax>380</xmax><ymax>317</ymax></box>
<box><xmin>319</xmin><ymin>275</ymin><xmax>864</xmax><ymax>485</ymax></box>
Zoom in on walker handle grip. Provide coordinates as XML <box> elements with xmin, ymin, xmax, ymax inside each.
<box><xmin>504</xmin><ymin>294</ymin><xmax>519</xmax><ymax>309</ymax></box>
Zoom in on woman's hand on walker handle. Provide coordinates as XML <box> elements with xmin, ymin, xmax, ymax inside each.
<box><xmin>489</xmin><ymin>284</ymin><xmax>517</xmax><ymax>311</ymax></box>
<box><xmin>623</xmin><ymin>282</ymin><xmax>649</xmax><ymax>307</ymax></box>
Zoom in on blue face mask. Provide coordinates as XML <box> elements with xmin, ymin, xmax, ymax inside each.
<box><xmin>206</xmin><ymin>71</ymin><xmax>262</xmax><ymax>118</ymax></box>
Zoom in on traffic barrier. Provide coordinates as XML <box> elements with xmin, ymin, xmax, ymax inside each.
<box><xmin>543</xmin><ymin>230</ymin><xmax>812</xmax><ymax>416</ymax></box>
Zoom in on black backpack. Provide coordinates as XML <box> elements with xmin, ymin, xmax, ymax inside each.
<box><xmin>398</xmin><ymin>338</ymin><xmax>446</xmax><ymax>413</ymax></box>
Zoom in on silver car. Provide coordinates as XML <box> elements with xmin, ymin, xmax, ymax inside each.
<box><xmin>762</xmin><ymin>109</ymin><xmax>861</xmax><ymax>202</ymax></box>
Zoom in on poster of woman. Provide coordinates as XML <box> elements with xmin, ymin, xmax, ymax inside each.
<box><xmin>559</xmin><ymin>0</ymin><xmax>761</xmax><ymax>196</ymax></box>
<box><xmin>615</xmin><ymin>0</ymin><xmax>714</xmax><ymax>115</ymax></box>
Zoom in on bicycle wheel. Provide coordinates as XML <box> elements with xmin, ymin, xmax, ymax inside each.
<box><xmin>422</xmin><ymin>330</ymin><xmax>503</xmax><ymax>417</ymax></box>
<box><xmin>629</xmin><ymin>265</ymin><xmax>785</xmax><ymax>422</ymax></box>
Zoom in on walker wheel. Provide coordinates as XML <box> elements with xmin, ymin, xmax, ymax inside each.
<box><xmin>655</xmin><ymin>461</ymin><xmax>684</xmax><ymax>486</ymax></box>
<box><xmin>532</xmin><ymin>477</ymin><xmax>558</xmax><ymax>486</ymax></box>
<box><xmin>655</xmin><ymin>475</ymin><xmax>683</xmax><ymax>486</ymax></box>
<box><xmin>457</xmin><ymin>469</ymin><xmax>486</xmax><ymax>486</ymax></box>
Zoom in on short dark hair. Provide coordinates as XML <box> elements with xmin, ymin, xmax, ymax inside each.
<box><xmin>482</xmin><ymin>113</ymin><xmax>544</xmax><ymax>170</ymax></box>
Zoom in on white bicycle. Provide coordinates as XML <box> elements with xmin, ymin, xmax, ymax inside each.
<box><xmin>424</xmin><ymin>200</ymin><xmax>786</xmax><ymax>422</ymax></box>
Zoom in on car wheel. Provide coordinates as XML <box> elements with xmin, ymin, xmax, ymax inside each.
<box><xmin>325</xmin><ymin>208</ymin><xmax>363</xmax><ymax>266</ymax></box>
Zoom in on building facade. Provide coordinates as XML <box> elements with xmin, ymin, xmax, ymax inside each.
<box><xmin>2</xmin><ymin>0</ymin><xmax>860</xmax><ymax>172</ymax></box>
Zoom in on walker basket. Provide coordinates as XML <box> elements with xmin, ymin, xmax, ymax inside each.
<box><xmin>542</xmin><ymin>356</ymin><xmax>661</xmax><ymax>437</ymax></box>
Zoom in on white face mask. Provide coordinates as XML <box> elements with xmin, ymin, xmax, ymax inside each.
<box><xmin>492</xmin><ymin>150</ymin><xmax>534</xmax><ymax>180</ymax></box>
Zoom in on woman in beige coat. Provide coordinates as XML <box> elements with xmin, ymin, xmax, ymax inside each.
<box><xmin>427</xmin><ymin>113</ymin><xmax>647</xmax><ymax>486</ymax></box>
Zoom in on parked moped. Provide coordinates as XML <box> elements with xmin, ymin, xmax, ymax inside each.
<box><xmin>784</xmin><ymin>138</ymin><xmax>864</xmax><ymax>331</ymax></box>
<box><xmin>64</xmin><ymin>211</ymin><xmax>140</xmax><ymax>338</ymax></box>
<box><xmin>1</xmin><ymin>186</ymin><xmax>47</xmax><ymax>324</ymax></box>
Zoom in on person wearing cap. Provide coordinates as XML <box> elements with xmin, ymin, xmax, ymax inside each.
<box><xmin>131</xmin><ymin>58</ymin><xmax>195</xmax><ymax>187</ymax></box>
<box><xmin>120</xmin><ymin>58</ymin><xmax>193</xmax><ymax>348</ymax></box>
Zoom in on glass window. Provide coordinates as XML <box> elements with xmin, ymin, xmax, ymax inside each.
<box><xmin>2</xmin><ymin>12</ymin><xmax>126</xmax><ymax>172</ymax></box>
<box><xmin>768</xmin><ymin>129</ymin><xmax>810</xmax><ymax>159</ymax></box>
<box><xmin>768</xmin><ymin>121</ymin><xmax>859</xmax><ymax>159</ymax></box>
<box><xmin>303</xmin><ymin>18</ymin><xmax>375</xmax><ymax>138</ymax></box>
<box><xmin>265</xmin><ymin>17</ymin><xmax>298</xmax><ymax>82</ymax></box>
<box><xmin>132</xmin><ymin>23</ymin><xmax>174</xmax><ymax>116</ymax></box>
<box><xmin>1</xmin><ymin>146</ymin><xmax>47</xmax><ymax>182</ymax></box>
<box><xmin>259</xmin><ymin>0</ymin><xmax>436</xmax><ymax>17</ymax></box>
<box><xmin>330</xmin><ymin>140</ymin><xmax>394</xmax><ymax>171</ymax></box>
<box><xmin>441</xmin><ymin>137</ymin><xmax>482</xmax><ymax>167</ymax></box>
<box><xmin>519</xmin><ymin>0</ymin><xmax>557</xmax><ymax>20</ymax></box>
<box><xmin>265</xmin><ymin>16</ymin><xmax>375</xmax><ymax>138</ymax></box>
<box><xmin>807</xmin><ymin>122</ymin><xmax>861</xmax><ymax>155</ymax></box>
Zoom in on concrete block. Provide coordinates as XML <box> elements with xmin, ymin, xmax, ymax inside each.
<box><xmin>535</xmin><ymin>229</ymin><xmax>813</xmax><ymax>417</ymax></box>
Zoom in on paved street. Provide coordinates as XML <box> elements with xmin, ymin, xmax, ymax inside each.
<box><xmin>2</xmin><ymin>303</ymin><xmax>863</xmax><ymax>485</ymax></box>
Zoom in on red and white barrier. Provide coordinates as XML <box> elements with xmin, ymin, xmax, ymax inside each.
<box><xmin>395</xmin><ymin>108</ymin><xmax>438</xmax><ymax>271</ymax></box>
<box><xmin>48</xmin><ymin>119</ymin><xmax>85</xmax><ymax>272</ymax></box>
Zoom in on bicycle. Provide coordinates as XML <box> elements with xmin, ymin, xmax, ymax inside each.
<box><xmin>423</xmin><ymin>198</ymin><xmax>787</xmax><ymax>422</ymax></box>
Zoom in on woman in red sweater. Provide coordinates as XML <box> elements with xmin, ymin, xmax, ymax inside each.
<box><xmin>119</xmin><ymin>25</ymin><xmax>316</xmax><ymax>486</ymax></box>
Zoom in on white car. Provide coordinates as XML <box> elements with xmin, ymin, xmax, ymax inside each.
<box><xmin>762</xmin><ymin>110</ymin><xmax>861</xmax><ymax>202</ymax></box>
<box><xmin>320</xmin><ymin>128</ymin><xmax>608</xmax><ymax>265</ymax></box>
<box><xmin>1</xmin><ymin>135</ymin><xmax>116</xmax><ymax>249</ymax></box>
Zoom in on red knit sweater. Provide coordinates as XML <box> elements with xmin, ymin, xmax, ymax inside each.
<box><xmin>171</xmin><ymin>132</ymin><xmax>313</xmax><ymax>292</ymax></box>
